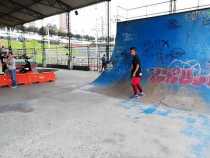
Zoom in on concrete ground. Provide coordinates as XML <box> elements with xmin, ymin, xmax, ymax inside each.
<box><xmin>0</xmin><ymin>70</ymin><xmax>210</xmax><ymax>158</ymax></box>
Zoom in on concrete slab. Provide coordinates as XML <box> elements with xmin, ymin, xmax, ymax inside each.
<box><xmin>0</xmin><ymin>70</ymin><xmax>209</xmax><ymax>158</ymax></box>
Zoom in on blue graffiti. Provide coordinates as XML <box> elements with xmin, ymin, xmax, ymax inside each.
<box><xmin>120</xmin><ymin>98</ymin><xmax>210</xmax><ymax>158</ymax></box>
<box><xmin>182</xmin><ymin>115</ymin><xmax>210</xmax><ymax>158</ymax></box>
<box><xmin>168</xmin><ymin>19</ymin><xmax>181</xmax><ymax>29</ymax></box>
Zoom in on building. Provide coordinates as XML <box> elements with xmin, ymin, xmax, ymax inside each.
<box><xmin>59</xmin><ymin>13</ymin><xmax>71</xmax><ymax>32</ymax></box>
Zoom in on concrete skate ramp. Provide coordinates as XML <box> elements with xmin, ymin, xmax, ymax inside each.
<box><xmin>94</xmin><ymin>8</ymin><xmax>210</xmax><ymax>113</ymax></box>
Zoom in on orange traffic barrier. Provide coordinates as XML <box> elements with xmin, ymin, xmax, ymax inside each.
<box><xmin>37</xmin><ymin>73</ymin><xmax>49</xmax><ymax>83</ymax></box>
<box><xmin>0</xmin><ymin>75</ymin><xmax>11</xmax><ymax>87</ymax></box>
<box><xmin>42</xmin><ymin>72</ymin><xmax>56</xmax><ymax>82</ymax></box>
<box><xmin>17</xmin><ymin>73</ymin><xmax>31</xmax><ymax>85</ymax></box>
<box><xmin>0</xmin><ymin>71</ymin><xmax>56</xmax><ymax>87</ymax></box>
<box><xmin>27</xmin><ymin>72</ymin><xmax>39</xmax><ymax>83</ymax></box>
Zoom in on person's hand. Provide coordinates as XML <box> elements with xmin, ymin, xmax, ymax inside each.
<box><xmin>132</xmin><ymin>73</ymin><xmax>136</xmax><ymax>77</ymax></box>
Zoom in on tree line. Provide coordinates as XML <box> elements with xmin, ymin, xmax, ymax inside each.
<box><xmin>13</xmin><ymin>25</ymin><xmax>114</xmax><ymax>42</ymax></box>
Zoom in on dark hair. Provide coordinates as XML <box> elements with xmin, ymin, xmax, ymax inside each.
<box><xmin>130</xmin><ymin>47</ymin><xmax>137</xmax><ymax>51</ymax></box>
<box><xmin>9</xmin><ymin>51</ymin><xmax>13</xmax><ymax>55</ymax></box>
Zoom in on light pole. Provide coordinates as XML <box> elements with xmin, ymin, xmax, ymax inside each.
<box><xmin>21</xmin><ymin>25</ymin><xmax>26</xmax><ymax>55</ymax></box>
<box><xmin>41</xmin><ymin>20</ymin><xmax>46</xmax><ymax>67</ymax></box>
<box><xmin>7</xmin><ymin>27</ymin><xmax>11</xmax><ymax>48</ymax></box>
<box><xmin>47</xmin><ymin>24</ymin><xmax>50</xmax><ymax>48</ymax></box>
<box><xmin>106</xmin><ymin>0</ymin><xmax>111</xmax><ymax>62</ymax></box>
<box><xmin>66</xmin><ymin>11</ymin><xmax>72</xmax><ymax>69</ymax></box>
<box><xmin>173</xmin><ymin>0</ymin><xmax>176</xmax><ymax>12</ymax></box>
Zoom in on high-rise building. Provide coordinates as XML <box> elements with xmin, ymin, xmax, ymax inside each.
<box><xmin>59</xmin><ymin>13</ymin><xmax>71</xmax><ymax>32</ymax></box>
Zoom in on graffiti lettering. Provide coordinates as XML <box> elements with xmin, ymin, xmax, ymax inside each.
<box><xmin>168</xmin><ymin>19</ymin><xmax>181</xmax><ymax>29</ymax></box>
<box><xmin>150</xmin><ymin>68</ymin><xmax>210</xmax><ymax>87</ymax></box>
<box><xmin>203</xmin><ymin>17</ymin><xmax>210</xmax><ymax>25</ymax></box>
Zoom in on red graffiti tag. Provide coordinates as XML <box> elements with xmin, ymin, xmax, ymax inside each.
<box><xmin>150</xmin><ymin>68</ymin><xmax>210</xmax><ymax>86</ymax></box>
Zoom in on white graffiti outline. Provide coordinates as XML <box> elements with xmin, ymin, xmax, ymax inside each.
<box><xmin>122</xmin><ymin>33</ymin><xmax>135</xmax><ymax>42</ymax></box>
<box><xmin>168</xmin><ymin>59</ymin><xmax>202</xmax><ymax>76</ymax></box>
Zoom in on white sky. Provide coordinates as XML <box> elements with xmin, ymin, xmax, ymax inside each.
<box><xmin>30</xmin><ymin>0</ymin><xmax>210</xmax><ymax>37</ymax></box>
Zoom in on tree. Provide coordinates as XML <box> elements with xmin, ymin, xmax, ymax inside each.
<box><xmin>48</xmin><ymin>24</ymin><xmax>58</xmax><ymax>35</ymax></box>
<box><xmin>57</xmin><ymin>30</ymin><xmax>67</xmax><ymax>37</ymax></box>
<box><xmin>98</xmin><ymin>36</ymin><xmax>114</xmax><ymax>42</ymax></box>
<box><xmin>15</xmin><ymin>25</ymin><xmax>26</xmax><ymax>32</ymax></box>
<box><xmin>74</xmin><ymin>34</ymin><xmax>81</xmax><ymax>39</ymax></box>
<box><xmin>98</xmin><ymin>36</ymin><xmax>106</xmax><ymax>41</ymax></box>
<box><xmin>110</xmin><ymin>37</ymin><xmax>115</xmax><ymax>42</ymax></box>
<box><xmin>38</xmin><ymin>26</ymin><xmax>47</xmax><ymax>36</ymax></box>
<box><xmin>81</xmin><ymin>35</ymin><xmax>95</xmax><ymax>41</ymax></box>
<box><xmin>26</xmin><ymin>26</ymin><xmax>39</xmax><ymax>33</ymax></box>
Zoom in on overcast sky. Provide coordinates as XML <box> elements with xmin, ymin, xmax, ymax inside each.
<box><xmin>31</xmin><ymin>0</ymin><xmax>210</xmax><ymax>37</ymax></box>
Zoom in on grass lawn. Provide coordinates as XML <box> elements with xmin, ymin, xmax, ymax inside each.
<box><xmin>0</xmin><ymin>39</ymin><xmax>81</xmax><ymax>64</ymax></box>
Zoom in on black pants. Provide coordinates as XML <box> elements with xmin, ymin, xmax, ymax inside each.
<box><xmin>101</xmin><ymin>63</ymin><xmax>107</xmax><ymax>71</ymax></box>
<box><xmin>2</xmin><ymin>63</ymin><xmax>7</xmax><ymax>73</ymax></box>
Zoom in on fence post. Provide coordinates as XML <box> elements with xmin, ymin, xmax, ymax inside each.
<box><xmin>56</xmin><ymin>46</ymin><xmax>58</xmax><ymax>65</ymax></box>
<box><xmin>42</xmin><ymin>34</ymin><xmax>46</xmax><ymax>67</ymax></box>
<box><xmin>33</xmin><ymin>48</ymin><xmax>37</xmax><ymax>64</ymax></box>
<box><xmin>97</xmin><ymin>45</ymin><xmax>99</xmax><ymax>71</ymax></box>
<box><xmin>87</xmin><ymin>46</ymin><xmax>90</xmax><ymax>70</ymax></box>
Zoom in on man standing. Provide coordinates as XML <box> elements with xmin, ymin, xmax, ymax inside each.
<box><xmin>101</xmin><ymin>54</ymin><xmax>107</xmax><ymax>72</ymax></box>
<box><xmin>0</xmin><ymin>46</ymin><xmax>7</xmax><ymax>73</ymax></box>
<box><xmin>130</xmin><ymin>47</ymin><xmax>143</xmax><ymax>97</ymax></box>
<box><xmin>7</xmin><ymin>51</ymin><xmax>17</xmax><ymax>88</ymax></box>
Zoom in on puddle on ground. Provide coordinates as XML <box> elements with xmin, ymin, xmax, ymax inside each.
<box><xmin>0</xmin><ymin>102</ymin><xmax>34</xmax><ymax>113</ymax></box>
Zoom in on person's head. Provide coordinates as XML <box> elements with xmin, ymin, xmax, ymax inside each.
<box><xmin>103</xmin><ymin>54</ymin><xmax>106</xmax><ymax>57</ymax></box>
<box><xmin>8</xmin><ymin>51</ymin><xmax>13</xmax><ymax>57</ymax></box>
<box><xmin>130</xmin><ymin>47</ymin><xmax>137</xmax><ymax>56</ymax></box>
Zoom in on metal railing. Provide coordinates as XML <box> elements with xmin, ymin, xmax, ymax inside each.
<box><xmin>117</xmin><ymin>0</ymin><xmax>210</xmax><ymax>22</ymax></box>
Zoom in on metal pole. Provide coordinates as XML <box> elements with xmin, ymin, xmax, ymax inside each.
<box><xmin>42</xmin><ymin>33</ymin><xmax>46</xmax><ymax>67</ymax></box>
<box><xmin>173</xmin><ymin>0</ymin><xmax>176</xmax><ymax>12</ymax></box>
<box><xmin>169</xmin><ymin>0</ymin><xmax>173</xmax><ymax>13</ymax></box>
<box><xmin>47</xmin><ymin>25</ymin><xmax>50</xmax><ymax>48</ymax></box>
<box><xmin>87</xmin><ymin>46</ymin><xmax>90</xmax><ymax>70</ymax></box>
<box><xmin>96</xmin><ymin>33</ymin><xmax>99</xmax><ymax>71</ymax></box>
<box><xmin>22</xmin><ymin>25</ymin><xmax>26</xmax><ymax>55</ymax></box>
<box><xmin>67</xmin><ymin>11</ymin><xmax>72</xmax><ymax>69</ymax></box>
<box><xmin>106</xmin><ymin>0</ymin><xmax>110</xmax><ymax>62</ymax></box>
<box><xmin>41</xmin><ymin>21</ymin><xmax>46</xmax><ymax>67</ymax></box>
<box><xmin>7</xmin><ymin>27</ymin><xmax>11</xmax><ymax>48</ymax></box>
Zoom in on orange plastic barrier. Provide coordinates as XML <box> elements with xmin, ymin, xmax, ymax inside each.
<box><xmin>0</xmin><ymin>75</ymin><xmax>11</xmax><ymax>87</ymax></box>
<box><xmin>17</xmin><ymin>73</ymin><xmax>31</xmax><ymax>85</ymax></box>
<box><xmin>27</xmin><ymin>72</ymin><xmax>39</xmax><ymax>83</ymax></box>
<box><xmin>0</xmin><ymin>71</ymin><xmax>56</xmax><ymax>87</ymax></box>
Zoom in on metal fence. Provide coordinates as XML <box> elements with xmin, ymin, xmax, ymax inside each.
<box><xmin>12</xmin><ymin>45</ymin><xmax>114</xmax><ymax>71</ymax></box>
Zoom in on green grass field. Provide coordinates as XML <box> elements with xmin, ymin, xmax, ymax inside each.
<box><xmin>0</xmin><ymin>39</ymin><xmax>67</xmax><ymax>49</ymax></box>
<box><xmin>0</xmin><ymin>39</ymin><xmax>81</xmax><ymax>64</ymax></box>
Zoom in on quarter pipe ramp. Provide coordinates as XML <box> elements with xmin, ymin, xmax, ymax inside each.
<box><xmin>94</xmin><ymin>8</ymin><xmax>210</xmax><ymax>113</ymax></box>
